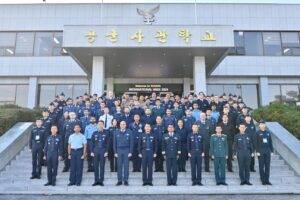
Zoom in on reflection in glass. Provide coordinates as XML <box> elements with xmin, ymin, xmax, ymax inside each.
<box><xmin>34</xmin><ymin>32</ymin><xmax>53</xmax><ymax>56</ymax></box>
<box><xmin>244</xmin><ymin>32</ymin><xmax>263</xmax><ymax>56</ymax></box>
<box><xmin>269</xmin><ymin>85</ymin><xmax>281</xmax><ymax>102</ymax></box>
<box><xmin>15</xmin><ymin>32</ymin><xmax>34</xmax><ymax>56</ymax></box>
<box><xmin>263</xmin><ymin>32</ymin><xmax>282</xmax><ymax>56</ymax></box>
<box><xmin>39</xmin><ymin>85</ymin><xmax>55</xmax><ymax>107</ymax></box>
<box><xmin>0</xmin><ymin>85</ymin><xmax>16</xmax><ymax>102</ymax></box>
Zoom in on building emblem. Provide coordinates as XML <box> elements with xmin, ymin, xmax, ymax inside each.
<box><xmin>137</xmin><ymin>5</ymin><xmax>160</xmax><ymax>24</ymax></box>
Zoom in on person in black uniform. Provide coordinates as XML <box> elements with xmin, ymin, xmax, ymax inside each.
<box><xmin>43</xmin><ymin>125</ymin><xmax>63</xmax><ymax>186</ymax></box>
<box><xmin>29</xmin><ymin>119</ymin><xmax>46</xmax><ymax>179</ymax></box>
<box><xmin>176</xmin><ymin>119</ymin><xmax>188</xmax><ymax>172</ymax></box>
<box><xmin>255</xmin><ymin>120</ymin><xmax>274</xmax><ymax>185</ymax></box>
<box><xmin>187</xmin><ymin>124</ymin><xmax>204</xmax><ymax>186</ymax></box>
<box><xmin>233</xmin><ymin>123</ymin><xmax>254</xmax><ymax>185</ymax></box>
<box><xmin>153</xmin><ymin>116</ymin><xmax>165</xmax><ymax>172</ymax></box>
<box><xmin>245</xmin><ymin>115</ymin><xmax>257</xmax><ymax>172</ymax></box>
<box><xmin>138</xmin><ymin>124</ymin><xmax>157</xmax><ymax>186</ymax></box>
<box><xmin>162</xmin><ymin>124</ymin><xmax>181</xmax><ymax>186</ymax></box>
<box><xmin>108</xmin><ymin>118</ymin><xmax>118</xmax><ymax>172</ymax></box>
<box><xmin>91</xmin><ymin>120</ymin><xmax>109</xmax><ymax>186</ymax></box>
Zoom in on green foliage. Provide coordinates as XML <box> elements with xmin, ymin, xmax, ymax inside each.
<box><xmin>0</xmin><ymin>104</ymin><xmax>42</xmax><ymax>136</ymax></box>
<box><xmin>252</xmin><ymin>103</ymin><xmax>300</xmax><ymax>139</ymax></box>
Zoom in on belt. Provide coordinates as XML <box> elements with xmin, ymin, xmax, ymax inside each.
<box><xmin>71</xmin><ymin>147</ymin><xmax>83</xmax><ymax>151</ymax></box>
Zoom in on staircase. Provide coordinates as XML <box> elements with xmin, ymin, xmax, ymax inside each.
<box><xmin>0</xmin><ymin>145</ymin><xmax>300</xmax><ymax>197</ymax></box>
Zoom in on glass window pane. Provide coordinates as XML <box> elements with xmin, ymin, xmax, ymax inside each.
<box><xmin>223</xmin><ymin>85</ymin><xmax>242</xmax><ymax>97</ymax></box>
<box><xmin>0</xmin><ymin>85</ymin><xmax>16</xmax><ymax>102</ymax></box>
<box><xmin>269</xmin><ymin>85</ymin><xmax>281</xmax><ymax>102</ymax></box>
<box><xmin>3</xmin><ymin>47</ymin><xmax>15</xmax><ymax>56</ymax></box>
<box><xmin>281</xmin><ymin>32</ymin><xmax>299</xmax><ymax>47</ymax></box>
<box><xmin>15</xmin><ymin>85</ymin><xmax>28</xmax><ymax>107</ymax></box>
<box><xmin>56</xmin><ymin>85</ymin><xmax>73</xmax><ymax>99</ymax></box>
<box><xmin>234</xmin><ymin>31</ymin><xmax>244</xmax><ymax>47</ymax></box>
<box><xmin>15</xmin><ymin>32</ymin><xmax>34</xmax><ymax>56</ymax></box>
<box><xmin>39</xmin><ymin>85</ymin><xmax>55</xmax><ymax>107</ymax></box>
<box><xmin>0</xmin><ymin>32</ymin><xmax>16</xmax><ymax>47</ymax></box>
<box><xmin>241</xmin><ymin>85</ymin><xmax>258</xmax><ymax>109</ymax></box>
<box><xmin>244</xmin><ymin>32</ymin><xmax>263</xmax><ymax>56</ymax></box>
<box><xmin>207</xmin><ymin>84</ymin><xmax>223</xmax><ymax>96</ymax></box>
<box><xmin>263</xmin><ymin>32</ymin><xmax>282</xmax><ymax>56</ymax></box>
<box><xmin>281</xmin><ymin>85</ymin><xmax>299</xmax><ymax>102</ymax></box>
<box><xmin>73</xmin><ymin>85</ymin><xmax>89</xmax><ymax>99</ymax></box>
<box><xmin>52</xmin><ymin>32</ymin><xmax>63</xmax><ymax>56</ymax></box>
<box><xmin>34</xmin><ymin>32</ymin><xmax>54</xmax><ymax>56</ymax></box>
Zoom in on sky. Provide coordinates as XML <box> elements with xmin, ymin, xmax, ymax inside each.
<box><xmin>0</xmin><ymin>0</ymin><xmax>299</xmax><ymax>4</ymax></box>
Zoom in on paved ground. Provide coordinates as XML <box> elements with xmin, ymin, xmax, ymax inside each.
<box><xmin>0</xmin><ymin>146</ymin><xmax>299</xmax><ymax>195</ymax></box>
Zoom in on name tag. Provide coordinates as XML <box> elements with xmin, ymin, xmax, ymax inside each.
<box><xmin>35</xmin><ymin>135</ymin><xmax>40</xmax><ymax>140</ymax></box>
<box><xmin>263</xmin><ymin>138</ymin><xmax>268</xmax><ymax>143</ymax></box>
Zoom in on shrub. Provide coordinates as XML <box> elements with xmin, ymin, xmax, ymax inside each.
<box><xmin>0</xmin><ymin>104</ymin><xmax>42</xmax><ymax>136</ymax></box>
<box><xmin>252</xmin><ymin>103</ymin><xmax>300</xmax><ymax>139</ymax></box>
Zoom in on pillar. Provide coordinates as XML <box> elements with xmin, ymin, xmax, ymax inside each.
<box><xmin>27</xmin><ymin>77</ymin><xmax>38</xmax><ymax>109</ymax></box>
<box><xmin>259</xmin><ymin>76</ymin><xmax>269</xmax><ymax>106</ymax></box>
<box><xmin>91</xmin><ymin>56</ymin><xmax>105</xmax><ymax>95</ymax></box>
<box><xmin>183</xmin><ymin>77</ymin><xmax>191</xmax><ymax>96</ymax></box>
<box><xmin>193</xmin><ymin>56</ymin><xmax>207</xmax><ymax>95</ymax></box>
<box><xmin>106</xmin><ymin>77</ymin><xmax>114</xmax><ymax>93</ymax></box>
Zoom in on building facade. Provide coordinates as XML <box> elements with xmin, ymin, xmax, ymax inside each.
<box><xmin>0</xmin><ymin>3</ymin><xmax>299</xmax><ymax>109</ymax></box>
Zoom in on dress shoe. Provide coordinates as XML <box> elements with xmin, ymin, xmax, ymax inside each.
<box><xmin>76</xmin><ymin>183</ymin><xmax>81</xmax><ymax>186</ymax></box>
<box><xmin>192</xmin><ymin>182</ymin><xmax>197</xmax><ymax>186</ymax></box>
<box><xmin>216</xmin><ymin>183</ymin><xmax>221</xmax><ymax>185</ymax></box>
<box><xmin>99</xmin><ymin>182</ymin><xmax>104</xmax><ymax>186</ymax></box>
<box><xmin>124</xmin><ymin>181</ymin><xmax>129</xmax><ymax>186</ymax></box>
<box><xmin>250</xmin><ymin>169</ymin><xmax>256</xmax><ymax>172</ymax></box>
<box><xmin>198</xmin><ymin>182</ymin><xmax>203</xmax><ymax>186</ymax></box>
<box><xmin>92</xmin><ymin>182</ymin><xmax>99</xmax><ymax>186</ymax></box>
<box><xmin>36</xmin><ymin>176</ymin><xmax>41</xmax><ymax>179</ymax></box>
<box><xmin>245</xmin><ymin>182</ymin><xmax>252</xmax><ymax>185</ymax></box>
<box><xmin>142</xmin><ymin>183</ymin><xmax>147</xmax><ymax>186</ymax></box>
<box><xmin>240</xmin><ymin>182</ymin><xmax>245</xmax><ymax>185</ymax></box>
<box><xmin>148</xmin><ymin>183</ymin><xmax>153</xmax><ymax>186</ymax></box>
<box><xmin>62</xmin><ymin>168</ymin><xmax>68</xmax><ymax>172</ymax></box>
<box><xmin>222</xmin><ymin>182</ymin><xmax>228</xmax><ymax>186</ymax></box>
<box><xmin>266</xmin><ymin>182</ymin><xmax>272</xmax><ymax>185</ymax></box>
<box><xmin>173</xmin><ymin>183</ymin><xmax>177</xmax><ymax>186</ymax></box>
<box><xmin>116</xmin><ymin>181</ymin><xmax>122</xmax><ymax>186</ymax></box>
<box><xmin>68</xmin><ymin>183</ymin><xmax>74</xmax><ymax>186</ymax></box>
<box><xmin>44</xmin><ymin>182</ymin><xmax>51</xmax><ymax>186</ymax></box>
<box><xmin>228</xmin><ymin>169</ymin><xmax>233</xmax><ymax>172</ymax></box>
<box><xmin>30</xmin><ymin>176</ymin><xmax>36</xmax><ymax>179</ymax></box>
<box><xmin>167</xmin><ymin>183</ymin><xmax>172</xmax><ymax>186</ymax></box>
<box><xmin>52</xmin><ymin>182</ymin><xmax>56</xmax><ymax>186</ymax></box>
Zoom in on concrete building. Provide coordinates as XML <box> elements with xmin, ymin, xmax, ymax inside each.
<box><xmin>0</xmin><ymin>2</ymin><xmax>300</xmax><ymax>109</ymax></box>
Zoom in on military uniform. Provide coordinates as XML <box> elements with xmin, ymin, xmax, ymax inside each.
<box><xmin>233</xmin><ymin>133</ymin><xmax>254</xmax><ymax>184</ymax></box>
<box><xmin>221</xmin><ymin>122</ymin><xmax>235</xmax><ymax>171</ymax></box>
<box><xmin>209</xmin><ymin>134</ymin><xmax>228</xmax><ymax>185</ymax></box>
<box><xmin>113</xmin><ymin>129</ymin><xmax>133</xmax><ymax>184</ymax></box>
<box><xmin>176</xmin><ymin>127</ymin><xmax>188</xmax><ymax>172</ymax></box>
<box><xmin>152</xmin><ymin>106</ymin><xmax>165</xmax><ymax>118</ymax></box>
<box><xmin>108</xmin><ymin>126</ymin><xmax>118</xmax><ymax>172</ymax></box>
<box><xmin>129</xmin><ymin>122</ymin><xmax>144</xmax><ymax>172</ymax></box>
<box><xmin>182</xmin><ymin>115</ymin><xmax>196</xmax><ymax>133</ymax></box>
<box><xmin>84</xmin><ymin>123</ymin><xmax>98</xmax><ymax>172</ymax></box>
<box><xmin>44</xmin><ymin>134</ymin><xmax>63</xmax><ymax>186</ymax></box>
<box><xmin>138</xmin><ymin>132</ymin><xmax>157</xmax><ymax>185</ymax></box>
<box><xmin>152</xmin><ymin>123</ymin><xmax>165</xmax><ymax>172</ymax></box>
<box><xmin>162</xmin><ymin>132</ymin><xmax>181</xmax><ymax>185</ymax></box>
<box><xmin>90</xmin><ymin>129</ymin><xmax>109</xmax><ymax>185</ymax></box>
<box><xmin>255</xmin><ymin>129</ymin><xmax>274</xmax><ymax>184</ymax></box>
<box><xmin>29</xmin><ymin>126</ymin><xmax>46</xmax><ymax>178</ymax></box>
<box><xmin>197</xmin><ymin>120</ymin><xmax>212</xmax><ymax>172</ymax></box>
<box><xmin>245</xmin><ymin>122</ymin><xmax>256</xmax><ymax>171</ymax></box>
<box><xmin>187</xmin><ymin>132</ymin><xmax>204</xmax><ymax>185</ymax></box>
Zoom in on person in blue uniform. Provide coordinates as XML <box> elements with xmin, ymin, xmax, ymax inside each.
<box><xmin>152</xmin><ymin>116</ymin><xmax>165</xmax><ymax>172</ymax></box>
<box><xmin>43</xmin><ymin>125</ymin><xmax>63</xmax><ymax>186</ymax></box>
<box><xmin>187</xmin><ymin>124</ymin><xmax>204</xmax><ymax>186</ymax></box>
<box><xmin>114</xmin><ymin>121</ymin><xmax>134</xmax><ymax>186</ymax></box>
<box><xmin>141</xmin><ymin>108</ymin><xmax>156</xmax><ymax>126</ymax></box>
<box><xmin>163</xmin><ymin>109</ymin><xmax>176</xmax><ymax>131</ymax></box>
<box><xmin>182</xmin><ymin>109</ymin><xmax>196</xmax><ymax>133</ymax></box>
<box><xmin>68</xmin><ymin>124</ymin><xmax>87</xmax><ymax>186</ymax></box>
<box><xmin>245</xmin><ymin>115</ymin><xmax>257</xmax><ymax>172</ymax></box>
<box><xmin>162</xmin><ymin>124</ymin><xmax>181</xmax><ymax>186</ymax></box>
<box><xmin>113</xmin><ymin>106</ymin><xmax>124</xmax><ymax>125</ymax></box>
<box><xmin>129</xmin><ymin>114</ymin><xmax>144</xmax><ymax>172</ymax></box>
<box><xmin>176</xmin><ymin>119</ymin><xmax>188</xmax><ymax>172</ymax></box>
<box><xmin>122</xmin><ymin>107</ymin><xmax>133</xmax><ymax>127</ymax></box>
<box><xmin>138</xmin><ymin>124</ymin><xmax>157</xmax><ymax>186</ymax></box>
<box><xmin>255</xmin><ymin>120</ymin><xmax>274</xmax><ymax>185</ymax></box>
<box><xmin>152</xmin><ymin>99</ymin><xmax>165</xmax><ymax>118</ymax></box>
<box><xmin>29</xmin><ymin>119</ymin><xmax>46</xmax><ymax>179</ymax></box>
<box><xmin>108</xmin><ymin>118</ymin><xmax>118</xmax><ymax>172</ymax></box>
<box><xmin>91</xmin><ymin>120</ymin><xmax>109</xmax><ymax>186</ymax></box>
<box><xmin>130</xmin><ymin>100</ymin><xmax>145</xmax><ymax>117</ymax></box>
<box><xmin>233</xmin><ymin>123</ymin><xmax>254</xmax><ymax>185</ymax></box>
<box><xmin>84</xmin><ymin>116</ymin><xmax>98</xmax><ymax>172</ymax></box>
<box><xmin>80</xmin><ymin>109</ymin><xmax>91</xmax><ymax>133</ymax></box>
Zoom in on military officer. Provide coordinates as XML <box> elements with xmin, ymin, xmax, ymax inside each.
<box><xmin>138</xmin><ymin>124</ymin><xmax>157</xmax><ymax>186</ymax></box>
<box><xmin>162</xmin><ymin>109</ymin><xmax>176</xmax><ymax>130</ymax></box>
<box><xmin>108</xmin><ymin>118</ymin><xmax>118</xmax><ymax>172</ymax></box>
<box><xmin>162</xmin><ymin>124</ymin><xmax>181</xmax><ymax>186</ymax></box>
<box><xmin>176</xmin><ymin>119</ymin><xmax>188</xmax><ymax>172</ymax></box>
<box><xmin>152</xmin><ymin>116</ymin><xmax>165</xmax><ymax>172</ymax></box>
<box><xmin>209</xmin><ymin>124</ymin><xmax>228</xmax><ymax>185</ymax></box>
<box><xmin>182</xmin><ymin>109</ymin><xmax>196</xmax><ymax>133</ymax></box>
<box><xmin>141</xmin><ymin>108</ymin><xmax>156</xmax><ymax>126</ymax></box>
<box><xmin>245</xmin><ymin>115</ymin><xmax>257</xmax><ymax>172</ymax></box>
<box><xmin>68</xmin><ymin>124</ymin><xmax>87</xmax><ymax>186</ymax></box>
<box><xmin>114</xmin><ymin>121</ymin><xmax>133</xmax><ymax>186</ymax></box>
<box><xmin>43</xmin><ymin>125</ymin><xmax>63</xmax><ymax>186</ymax></box>
<box><xmin>187</xmin><ymin>124</ymin><xmax>204</xmax><ymax>186</ymax></box>
<box><xmin>233</xmin><ymin>123</ymin><xmax>254</xmax><ymax>185</ymax></box>
<box><xmin>84</xmin><ymin>116</ymin><xmax>98</xmax><ymax>172</ymax></box>
<box><xmin>29</xmin><ymin>119</ymin><xmax>46</xmax><ymax>179</ymax></box>
<box><xmin>152</xmin><ymin>99</ymin><xmax>165</xmax><ymax>118</ymax></box>
<box><xmin>255</xmin><ymin>120</ymin><xmax>274</xmax><ymax>185</ymax></box>
<box><xmin>91</xmin><ymin>120</ymin><xmax>109</xmax><ymax>186</ymax></box>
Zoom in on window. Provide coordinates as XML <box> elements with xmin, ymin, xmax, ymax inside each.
<box><xmin>15</xmin><ymin>32</ymin><xmax>34</xmax><ymax>56</ymax></box>
<box><xmin>73</xmin><ymin>85</ymin><xmax>89</xmax><ymax>98</ymax></box>
<box><xmin>0</xmin><ymin>32</ymin><xmax>16</xmax><ymax>56</ymax></box>
<box><xmin>234</xmin><ymin>31</ymin><xmax>245</xmax><ymax>55</ymax></box>
<box><xmin>281</xmin><ymin>85</ymin><xmax>299</xmax><ymax>102</ymax></box>
<box><xmin>34</xmin><ymin>32</ymin><xmax>54</xmax><ymax>56</ymax></box>
<box><xmin>281</xmin><ymin>32</ymin><xmax>300</xmax><ymax>56</ymax></box>
<box><xmin>0</xmin><ymin>84</ymin><xmax>28</xmax><ymax>107</ymax></box>
<box><xmin>39</xmin><ymin>85</ymin><xmax>56</xmax><ymax>107</ymax></box>
<box><xmin>269</xmin><ymin>85</ymin><xmax>281</xmax><ymax>102</ymax></box>
<box><xmin>241</xmin><ymin>85</ymin><xmax>258</xmax><ymax>108</ymax></box>
<box><xmin>15</xmin><ymin>85</ymin><xmax>29</xmax><ymax>107</ymax></box>
<box><xmin>263</xmin><ymin>32</ymin><xmax>282</xmax><ymax>56</ymax></box>
<box><xmin>52</xmin><ymin>32</ymin><xmax>63</xmax><ymax>56</ymax></box>
<box><xmin>244</xmin><ymin>32</ymin><xmax>263</xmax><ymax>56</ymax></box>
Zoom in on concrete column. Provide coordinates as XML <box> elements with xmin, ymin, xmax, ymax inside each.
<box><xmin>183</xmin><ymin>77</ymin><xmax>191</xmax><ymax>96</ymax></box>
<box><xmin>106</xmin><ymin>77</ymin><xmax>114</xmax><ymax>93</ymax></box>
<box><xmin>27</xmin><ymin>77</ymin><xmax>38</xmax><ymax>109</ymax></box>
<box><xmin>259</xmin><ymin>76</ymin><xmax>269</xmax><ymax>106</ymax></box>
<box><xmin>193</xmin><ymin>56</ymin><xmax>206</xmax><ymax>95</ymax></box>
<box><xmin>91</xmin><ymin>56</ymin><xmax>105</xmax><ymax>95</ymax></box>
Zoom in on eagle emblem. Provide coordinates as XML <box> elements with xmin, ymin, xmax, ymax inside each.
<box><xmin>137</xmin><ymin>5</ymin><xmax>160</xmax><ymax>24</ymax></box>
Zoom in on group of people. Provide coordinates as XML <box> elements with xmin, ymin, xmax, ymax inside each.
<box><xmin>29</xmin><ymin>91</ymin><xmax>274</xmax><ymax>187</ymax></box>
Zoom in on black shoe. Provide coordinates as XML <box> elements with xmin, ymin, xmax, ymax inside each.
<box><xmin>30</xmin><ymin>176</ymin><xmax>36</xmax><ymax>179</ymax></box>
<box><xmin>68</xmin><ymin>183</ymin><xmax>74</xmax><ymax>186</ymax></box>
<box><xmin>245</xmin><ymin>182</ymin><xmax>252</xmax><ymax>185</ymax></box>
<box><xmin>167</xmin><ymin>183</ymin><xmax>172</xmax><ymax>186</ymax></box>
<box><xmin>44</xmin><ymin>182</ymin><xmax>51</xmax><ymax>186</ymax></box>
<box><xmin>266</xmin><ymin>182</ymin><xmax>272</xmax><ymax>185</ymax></box>
<box><xmin>173</xmin><ymin>183</ymin><xmax>177</xmax><ymax>186</ymax></box>
<box><xmin>262</xmin><ymin>182</ymin><xmax>266</xmax><ymax>185</ymax></box>
<box><xmin>250</xmin><ymin>169</ymin><xmax>256</xmax><ymax>172</ymax></box>
<box><xmin>52</xmin><ymin>182</ymin><xmax>56</xmax><ymax>186</ymax></box>
<box><xmin>92</xmin><ymin>182</ymin><xmax>99</xmax><ymax>186</ymax></box>
<box><xmin>182</xmin><ymin>169</ymin><xmax>187</xmax><ymax>172</ymax></box>
<box><xmin>124</xmin><ymin>181</ymin><xmax>129</xmax><ymax>186</ymax></box>
<box><xmin>99</xmin><ymin>182</ymin><xmax>104</xmax><ymax>186</ymax></box>
<box><xmin>148</xmin><ymin>183</ymin><xmax>153</xmax><ymax>186</ymax></box>
<box><xmin>142</xmin><ymin>183</ymin><xmax>147</xmax><ymax>186</ymax></box>
<box><xmin>222</xmin><ymin>182</ymin><xmax>228</xmax><ymax>186</ymax></box>
<box><xmin>76</xmin><ymin>183</ymin><xmax>81</xmax><ymax>186</ymax></box>
<box><xmin>216</xmin><ymin>183</ymin><xmax>221</xmax><ymax>185</ymax></box>
<box><xmin>198</xmin><ymin>182</ymin><xmax>203</xmax><ymax>186</ymax></box>
<box><xmin>36</xmin><ymin>176</ymin><xmax>41</xmax><ymax>179</ymax></box>
<box><xmin>240</xmin><ymin>182</ymin><xmax>245</xmax><ymax>185</ymax></box>
<box><xmin>192</xmin><ymin>182</ymin><xmax>197</xmax><ymax>186</ymax></box>
<box><xmin>116</xmin><ymin>181</ymin><xmax>122</xmax><ymax>186</ymax></box>
<box><xmin>228</xmin><ymin>169</ymin><xmax>233</xmax><ymax>172</ymax></box>
<box><xmin>205</xmin><ymin>170</ymin><xmax>210</xmax><ymax>172</ymax></box>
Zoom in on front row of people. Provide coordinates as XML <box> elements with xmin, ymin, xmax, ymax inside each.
<box><xmin>31</xmin><ymin>120</ymin><xmax>273</xmax><ymax>187</ymax></box>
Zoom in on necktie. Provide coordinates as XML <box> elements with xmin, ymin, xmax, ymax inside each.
<box><xmin>105</xmin><ymin>115</ymin><xmax>107</xmax><ymax>128</ymax></box>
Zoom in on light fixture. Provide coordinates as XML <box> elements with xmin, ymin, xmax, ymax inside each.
<box><xmin>6</xmin><ymin>48</ymin><xmax>14</xmax><ymax>55</ymax></box>
<box><xmin>62</xmin><ymin>48</ymin><xmax>67</xmax><ymax>54</ymax></box>
<box><xmin>53</xmin><ymin>37</ymin><xmax>60</xmax><ymax>44</ymax></box>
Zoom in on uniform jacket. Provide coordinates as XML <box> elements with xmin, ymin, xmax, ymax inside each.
<box><xmin>209</xmin><ymin>134</ymin><xmax>228</xmax><ymax>158</ymax></box>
